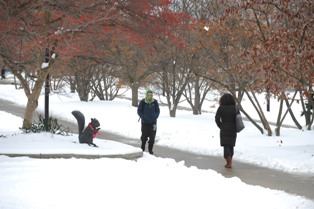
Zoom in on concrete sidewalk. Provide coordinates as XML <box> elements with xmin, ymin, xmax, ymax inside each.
<box><xmin>0</xmin><ymin>98</ymin><xmax>313</xmax><ymax>201</ymax></box>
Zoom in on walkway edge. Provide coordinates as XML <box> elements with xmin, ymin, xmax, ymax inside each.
<box><xmin>1</xmin><ymin>151</ymin><xmax>143</xmax><ymax>160</ymax></box>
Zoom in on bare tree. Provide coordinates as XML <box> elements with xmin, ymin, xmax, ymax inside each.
<box><xmin>154</xmin><ymin>51</ymin><xmax>193</xmax><ymax>117</ymax></box>
<box><xmin>90</xmin><ymin>64</ymin><xmax>124</xmax><ymax>101</ymax></box>
<box><xmin>67</xmin><ymin>57</ymin><xmax>95</xmax><ymax>102</ymax></box>
<box><xmin>106</xmin><ymin>42</ymin><xmax>153</xmax><ymax>107</ymax></box>
<box><xmin>183</xmin><ymin>74</ymin><xmax>213</xmax><ymax>115</ymax></box>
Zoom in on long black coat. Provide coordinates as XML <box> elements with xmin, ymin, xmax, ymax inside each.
<box><xmin>215</xmin><ymin>105</ymin><xmax>237</xmax><ymax>146</ymax></box>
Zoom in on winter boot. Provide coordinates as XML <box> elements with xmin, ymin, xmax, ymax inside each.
<box><xmin>148</xmin><ymin>143</ymin><xmax>154</xmax><ymax>155</ymax></box>
<box><xmin>228</xmin><ymin>156</ymin><xmax>233</xmax><ymax>168</ymax></box>
<box><xmin>141</xmin><ymin>141</ymin><xmax>146</xmax><ymax>152</ymax></box>
<box><xmin>225</xmin><ymin>156</ymin><xmax>232</xmax><ymax>168</ymax></box>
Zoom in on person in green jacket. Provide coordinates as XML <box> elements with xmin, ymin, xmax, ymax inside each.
<box><xmin>137</xmin><ymin>89</ymin><xmax>160</xmax><ymax>154</ymax></box>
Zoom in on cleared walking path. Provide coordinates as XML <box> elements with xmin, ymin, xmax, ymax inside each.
<box><xmin>0</xmin><ymin>99</ymin><xmax>313</xmax><ymax>201</ymax></box>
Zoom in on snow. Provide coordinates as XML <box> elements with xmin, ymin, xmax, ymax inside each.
<box><xmin>0</xmin><ymin>129</ymin><xmax>140</xmax><ymax>156</ymax></box>
<box><xmin>0</xmin><ymin>84</ymin><xmax>314</xmax><ymax>209</ymax></box>
<box><xmin>41</xmin><ymin>62</ymin><xmax>49</xmax><ymax>69</ymax></box>
<box><xmin>1</xmin><ymin>154</ymin><xmax>312</xmax><ymax>209</ymax></box>
<box><xmin>51</xmin><ymin>53</ymin><xmax>56</xmax><ymax>59</ymax></box>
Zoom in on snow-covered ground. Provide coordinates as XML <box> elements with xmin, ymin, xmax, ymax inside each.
<box><xmin>0</xmin><ymin>83</ymin><xmax>313</xmax><ymax>209</ymax></box>
<box><xmin>0</xmin><ymin>84</ymin><xmax>313</xmax><ymax>174</ymax></box>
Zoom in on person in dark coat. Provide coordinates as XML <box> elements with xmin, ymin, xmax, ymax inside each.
<box><xmin>1</xmin><ymin>67</ymin><xmax>6</xmax><ymax>79</ymax></box>
<box><xmin>215</xmin><ymin>93</ymin><xmax>237</xmax><ymax>168</ymax></box>
<box><xmin>137</xmin><ymin>89</ymin><xmax>160</xmax><ymax>154</ymax></box>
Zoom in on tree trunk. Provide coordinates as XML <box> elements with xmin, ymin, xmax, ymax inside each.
<box><xmin>75</xmin><ymin>72</ymin><xmax>90</xmax><ymax>102</ymax></box>
<box><xmin>162</xmin><ymin>70</ymin><xmax>166</xmax><ymax>97</ymax></box>
<box><xmin>192</xmin><ymin>107</ymin><xmax>199</xmax><ymax>115</ymax></box>
<box><xmin>131</xmin><ymin>84</ymin><xmax>139</xmax><ymax>107</ymax></box>
<box><xmin>304</xmin><ymin>94</ymin><xmax>314</xmax><ymax>130</ymax></box>
<box><xmin>22</xmin><ymin>69</ymin><xmax>49</xmax><ymax>129</ymax></box>
<box><xmin>193</xmin><ymin>78</ymin><xmax>201</xmax><ymax>115</ymax></box>
<box><xmin>283</xmin><ymin>94</ymin><xmax>302</xmax><ymax>130</ymax></box>
<box><xmin>252</xmin><ymin>91</ymin><xmax>272</xmax><ymax>136</ymax></box>
<box><xmin>241</xmin><ymin>108</ymin><xmax>264</xmax><ymax>134</ymax></box>
<box><xmin>276</xmin><ymin>91</ymin><xmax>298</xmax><ymax>135</ymax></box>
<box><xmin>309</xmin><ymin>113</ymin><xmax>314</xmax><ymax>130</ymax></box>
<box><xmin>69</xmin><ymin>76</ymin><xmax>76</xmax><ymax>93</ymax></box>
<box><xmin>23</xmin><ymin>96</ymin><xmax>39</xmax><ymax>128</ymax></box>
<box><xmin>275</xmin><ymin>97</ymin><xmax>284</xmax><ymax>136</ymax></box>
<box><xmin>170</xmin><ymin>108</ymin><xmax>177</xmax><ymax>117</ymax></box>
<box><xmin>245</xmin><ymin>90</ymin><xmax>271</xmax><ymax>135</ymax></box>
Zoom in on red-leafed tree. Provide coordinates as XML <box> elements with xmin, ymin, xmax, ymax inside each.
<box><xmin>198</xmin><ymin>0</ymin><xmax>313</xmax><ymax>134</ymax></box>
<box><xmin>194</xmin><ymin>1</ymin><xmax>268</xmax><ymax>132</ymax></box>
<box><xmin>239</xmin><ymin>0</ymin><xmax>314</xmax><ymax>131</ymax></box>
<box><xmin>0</xmin><ymin>0</ymin><xmax>187</xmax><ymax>128</ymax></box>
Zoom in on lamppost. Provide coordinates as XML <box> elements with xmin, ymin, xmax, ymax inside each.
<box><xmin>43</xmin><ymin>45</ymin><xmax>56</xmax><ymax>130</ymax></box>
<box><xmin>43</xmin><ymin>46</ymin><xmax>50</xmax><ymax>130</ymax></box>
<box><xmin>44</xmin><ymin>73</ymin><xmax>50</xmax><ymax>130</ymax></box>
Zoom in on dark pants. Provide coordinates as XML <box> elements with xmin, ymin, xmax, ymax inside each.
<box><xmin>223</xmin><ymin>145</ymin><xmax>234</xmax><ymax>158</ymax></box>
<box><xmin>141</xmin><ymin>123</ymin><xmax>156</xmax><ymax>152</ymax></box>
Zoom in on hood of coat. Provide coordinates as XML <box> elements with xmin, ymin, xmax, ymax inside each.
<box><xmin>145</xmin><ymin>89</ymin><xmax>154</xmax><ymax>104</ymax></box>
